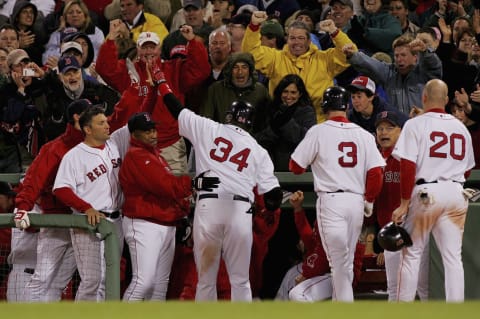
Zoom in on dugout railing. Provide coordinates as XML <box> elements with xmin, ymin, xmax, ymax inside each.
<box><xmin>0</xmin><ymin>214</ymin><xmax>120</xmax><ymax>300</ymax></box>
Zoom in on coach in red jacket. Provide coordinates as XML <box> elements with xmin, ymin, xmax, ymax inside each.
<box><xmin>120</xmin><ymin>112</ymin><xmax>217</xmax><ymax>301</ymax></box>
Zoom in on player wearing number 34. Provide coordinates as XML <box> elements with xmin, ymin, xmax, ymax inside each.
<box><xmin>290</xmin><ymin>86</ymin><xmax>385</xmax><ymax>302</ymax></box>
<box><xmin>146</xmin><ymin>70</ymin><xmax>283</xmax><ymax>302</ymax></box>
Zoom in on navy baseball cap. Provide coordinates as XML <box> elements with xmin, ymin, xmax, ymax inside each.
<box><xmin>66</xmin><ymin>99</ymin><xmax>93</xmax><ymax>123</ymax></box>
<box><xmin>375</xmin><ymin>111</ymin><xmax>406</xmax><ymax>128</ymax></box>
<box><xmin>58</xmin><ymin>55</ymin><xmax>81</xmax><ymax>74</ymax></box>
<box><xmin>0</xmin><ymin>181</ymin><xmax>16</xmax><ymax>196</ymax></box>
<box><xmin>128</xmin><ymin>112</ymin><xmax>157</xmax><ymax>133</ymax></box>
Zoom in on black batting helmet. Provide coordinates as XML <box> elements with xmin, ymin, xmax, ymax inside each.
<box><xmin>377</xmin><ymin>222</ymin><xmax>413</xmax><ymax>252</ymax></box>
<box><xmin>225</xmin><ymin>100</ymin><xmax>255</xmax><ymax>128</ymax></box>
<box><xmin>322</xmin><ymin>86</ymin><xmax>350</xmax><ymax>113</ymax></box>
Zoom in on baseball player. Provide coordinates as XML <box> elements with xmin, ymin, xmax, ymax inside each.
<box><xmin>149</xmin><ymin>70</ymin><xmax>283</xmax><ymax>302</ymax></box>
<box><xmin>119</xmin><ymin>112</ymin><xmax>219</xmax><ymax>301</ymax></box>
<box><xmin>53</xmin><ymin>106</ymin><xmax>129</xmax><ymax>301</ymax></box>
<box><xmin>374</xmin><ymin>110</ymin><xmax>430</xmax><ymax>301</ymax></box>
<box><xmin>391</xmin><ymin>79</ymin><xmax>475</xmax><ymax>302</ymax></box>
<box><xmin>12</xmin><ymin>100</ymin><xmax>93</xmax><ymax>302</ymax></box>
<box><xmin>290</xmin><ymin>86</ymin><xmax>385</xmax><ymax>302</ymax></box>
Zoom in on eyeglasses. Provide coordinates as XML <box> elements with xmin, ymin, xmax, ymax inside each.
<box><xmin>389</xmin><ymin>5</ymin><xmax>404</xmax><ymax>10</ymax></box>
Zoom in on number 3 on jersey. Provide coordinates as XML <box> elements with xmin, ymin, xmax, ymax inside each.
<box><xmin>209</xmin><ymin>137</ymin><xmax>251</xmax><ymax>172</ymax></box>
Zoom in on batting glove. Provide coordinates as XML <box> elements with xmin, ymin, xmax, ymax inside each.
<box><xmin>192</xmin><ymin>171</ymin><xmax>220</xmax><ymax>192</ymax></box>
<box><xmin>364</xmin><ymin>201</ymin><xmax>374</xmax><ymax>218</ymax></box>
<box><xmin>14</xmin><ymin>208</ymin><xmax>31</xmax><ymax>230</ymax></box>
<box><xmin>462</xmin><ymin>188</ymin><xmax>480</xmax><ymax>201</ymax></box>
<box><xmin>151</xmin><ymin>65</ymin><xmax>167</xmax><ymax>86</ymax></box>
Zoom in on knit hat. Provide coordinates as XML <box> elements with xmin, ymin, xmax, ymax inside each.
<box><xmin>260</xmin><ymin>20</ymin><xmax>285</xmax><ymax>38</ymax></box>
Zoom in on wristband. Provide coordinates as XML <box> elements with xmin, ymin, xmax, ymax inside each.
<box><xmin>330</xmin><ymin>28</ymin><xmax>340</xmax><ymax>38</ymax></box>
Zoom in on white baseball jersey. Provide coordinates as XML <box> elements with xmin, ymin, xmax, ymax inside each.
<box><xmin>291</xmin><ymin>120</ymin><xmax>385</xmax><ymax>194</ymax></box>
<box><xmin>53</xmin><ymin>128</ymin><xmax>127</xmax><ymax>213</ymax></box>
<box><xmin>179</xmin><ymin>109</ymin><xmax>279</xmax><ymax>200</ymax></box>
<box><xmin>392</xmin><ymin>112</ymin><xmax>475</xmax><ymax>182</ymax></box>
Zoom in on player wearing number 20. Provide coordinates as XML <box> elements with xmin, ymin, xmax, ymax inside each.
<box><xmin>391</xmin><ymin>79</ymin><xmax>475</xmax><ymax>302</ymax></box>
<box><xmin>151</xmin><ymin>72</ymin><xmax>282</xmax><ymax>302</ymax></box>
<box><xmin>290</xmin><ymin>86</ymin><xmax>385</xmax><ymax>302</ymax></box>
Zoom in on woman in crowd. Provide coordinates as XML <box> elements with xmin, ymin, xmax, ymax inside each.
<box><xmin>42</xmin><ymin>0</ymin><xmax>104</xmax><ymax>66</ymax></box>
<box><xmin>255</xmin><ymin>74</ymin><xmax>316</xmax><ymax>171</ymax></box>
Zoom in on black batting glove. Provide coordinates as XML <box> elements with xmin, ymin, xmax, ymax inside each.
<box><xmin>192</xmin><ymin>171</ymin><xmax>220</xmax><ymax>192</ymax></box>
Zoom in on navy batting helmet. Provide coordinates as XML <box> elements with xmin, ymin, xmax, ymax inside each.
<box><xmin>225</xmin><ymin>100</ymin><xmax>255</xmax><ymax>128</ymax></box>
<box><xmin>322</xmin><ymin>86</ymin><xmax>350</xmax><ymax>113</ymax></box>
<box><xmin>378</xmin><ymin>222</ymin><xmax>413</xmax><ymax>252</ymax></box>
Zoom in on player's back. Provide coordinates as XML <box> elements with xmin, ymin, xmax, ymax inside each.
<box><xmin>179</xmin><ymin>110</ymin><xmax>277</xmax><ymax>200</ymax></box>
<box><xmin>394</xmin><ymin>112</ymin><xmax>475</xmax><ymax>183</ymax></box>
<box><xmin>294</xmin><ymin>121</ymin><xmax>384</xmax><ymax>194</ymax></box>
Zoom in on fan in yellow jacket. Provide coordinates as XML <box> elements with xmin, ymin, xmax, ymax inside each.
<box><xmin>242</xmin><ymin>11</ymin><xmax>358</xmax><ymax>123</ymax></box>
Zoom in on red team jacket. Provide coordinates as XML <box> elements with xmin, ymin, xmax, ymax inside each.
<box><xmin>119</xmin><ymin>138</ymin><xmax>192</xmax><ymax>224</ymax></box>
<box><xmin>15</xmin><ymin>125</ymin><xmax>85</xmax><ymax>214</ymax></box>
<box><xmin>96</xmin><ymin>38</ymin><xmax>210</xmax><ymax>149</ymax></box>
<box><xmin>373</xmin><ymin>147</ymin><xmax>401</xmax><ymax>228</ymax></box>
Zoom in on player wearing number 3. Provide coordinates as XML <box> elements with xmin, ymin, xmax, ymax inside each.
<box><xmin>290</xmin><ymin>86</ymin><xmax>385</xmax><ymax>302</ymax></box>
<box><xmin>147</xmin><ymin>67</ymin><xmax>283</xmax><ymax>302</ymax></box>
<box><xmin>391</xmin><ymin>79</ymin><xmax>475</xmax><ymax>302</ymax></box>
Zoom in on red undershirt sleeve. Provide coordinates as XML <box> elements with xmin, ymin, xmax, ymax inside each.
<box><xmin>289</xmin><ymin>159</ymin><xmax>306</xmax><ymax>175</ymax></box>
<box><xmin>364</xmin><ymin>166</ymin><xmax>383</xmax><ymax>202</ymax></box>
<box><xmin>400</xmin><ymin>159</ymin><xmax>416</xmax><ymax>200</ymax></box>
<box><xmin>53</xmin><ymin>187</ymin><xmax>92</xmax><ymax>213</ymax></box>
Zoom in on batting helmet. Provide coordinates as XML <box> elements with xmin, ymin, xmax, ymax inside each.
<box><xmin>225</xmin><ymin>100</ymin><xmax>255</xmax><ymax>128</ymax></box>
<box><xmin>377</xmin><ymin>222</ymin><xmax>413</xmax><ymax>252</ymax></box>
<box><xmin>321</xmin><ymin>86</ymin><xmax>350</xmax><ymax>113</ymax></box>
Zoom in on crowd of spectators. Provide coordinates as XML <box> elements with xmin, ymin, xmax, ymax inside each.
<box><xmin>1</xmin><ymin>0</ymin><xmax>480</xmax><ymax>302</ymax></box>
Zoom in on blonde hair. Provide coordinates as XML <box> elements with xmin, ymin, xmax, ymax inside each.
<box><xmin>63</xmin><ymin>0</ymin><xmax>91</xmax><ymax>33</ymax></box>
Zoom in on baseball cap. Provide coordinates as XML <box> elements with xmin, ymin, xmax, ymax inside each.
<box><xmin>261</xmin><ymin>20</ymin><xmax>285</xmax><ymax>38</ymax></box>
<box><xmin>224</xmin><ymin>13</ymin><xmax>251</xmax><ymax>28</ymax></box>
<box><xmin>61</xmin><ymin>41</ymin><xmax>83</xmax><ymax>55</ymax></box>
<box><xmin>0</xmin><ymin>181</ymin><xmax>16</xmax><ymax>197</ymax></box>
<box><xmin>329</xmin><ymin>0</ymin><xmax>354</xmax><ymax>8</ymax></box>
<box><xmin>347</xmin><ymin>76</ymin><xmax>376</xmax><ymax>95</ymax></box>
<box><xmin>6</xmin><ymin>49</ymin><xmax>29</xmax><ymax>68</ymax></box>
<box><xmin>183</xmin><ymin>0</ymin><xmax>203</xmax><ymax>9</ymax></box>
<box><xmin>58</xmin><ymin>55</ymin><xmax>81</xmax><ymax>73</ymax></box>
<box><xmin>66</xmin><ymin>99</ymin><xmax>93</xmax><ymax>122</ymax></box>
<box><xmin>128</xmin><ymin>112</ymin><xmax>158</xmax><ymax>133</ymax></box>
<box><xmin>375</xmin><ymin>111</ymin><xmax>406</xmax><ymax>128</ymax></box>
<box><xmin>60</xmin><ymin>26</ymin><xmax>78</xmax><ymax>42</ymax></box>
<box><xmin>137</xmin><ymin>31</ymin><xmax>160</xmax><ymax>47</ymax></box>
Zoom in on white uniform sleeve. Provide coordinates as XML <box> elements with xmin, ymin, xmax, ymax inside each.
<box><xmin>110</xmin><ymin>125</ymin><xmax>130</xmax><ymax>159</ymax></box>
<box><xmin>365</xmin><ymin>133</ymin><xmax>386</xmax><ymax>170</ymax></box>
<box><xmin>53</xmin><ymin>151</ymin><xmax>77</xmax><ymax>192</ymax></box>
<box><xmin>179</xmin><ymin>109</ymin><xmax>219</xmax><ymax>144</ymax></box>
<box><xmin>256</xmin><ymin>148</ymin><xmax>280</xmax><ymax>195</ymax></box>
<box><xmin>392</xmin><ymin>120</ymin><xmax>418</xmax><ymax>162</ymax></box>
<box><xmin>291</xmin><ymin>126</ymin><xmax>319</xmax><ymax>169</ymax></box>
